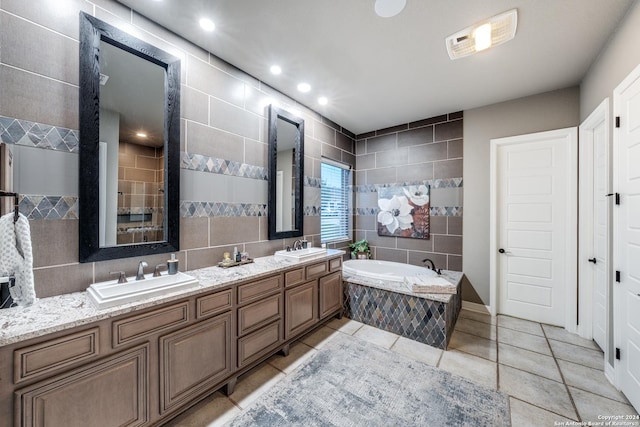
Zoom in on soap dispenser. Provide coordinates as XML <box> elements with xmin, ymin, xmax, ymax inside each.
<box><xmin>168</xmin><ymin>254</ymin><xmax>178</xmax><ymax>275</ymax></box>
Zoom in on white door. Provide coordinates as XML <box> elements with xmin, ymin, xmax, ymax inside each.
<box><xmin>491</xmin><ymin>129</ymin><xmax>577</xmax><ymax>326</ymax></box>
<box><xmin>591</xmin><ymin>118</ymin><xmax>609</xmax><ymax>350</ymax></box>
<box><xmin>614</xmin><ymin>64</ymin><xmax>640</xmax><ymax>411</ymax></box>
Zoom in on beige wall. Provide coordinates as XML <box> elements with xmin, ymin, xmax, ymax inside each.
<box><xmin>580</xmin><ymin>0</ymin><xmax>640</xmax><ymax>121</ymax></box>
<box><xmin>462</xmin><ymin>87</ymin><xmax>580</xmax><ymax>304</ymax></box>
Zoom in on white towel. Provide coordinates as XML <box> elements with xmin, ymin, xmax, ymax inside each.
<box><xmin>0</xmin><ymin>212</ymin><xmax>36</xmax><ymax>306</ymax></box>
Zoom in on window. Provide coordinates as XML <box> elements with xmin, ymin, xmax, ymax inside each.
<box><xmin>321</xmin><ymin>160</ymin><xmax>351</xmax><ymax>243</ymax></box>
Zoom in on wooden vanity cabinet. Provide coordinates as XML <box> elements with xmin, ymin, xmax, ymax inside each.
<box><xmin>3</xmin><ymin>255</ymin><xmax>343</xmax><ymax>427</ymax></box>
<box><xmin>14</xmin><ymin>344</ymin><xmax>149</xmax><ymax>427</ymax></box>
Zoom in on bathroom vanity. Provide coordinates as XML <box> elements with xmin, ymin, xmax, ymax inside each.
<box><xmin>0</xmin><ymin>251</ymin><xmax>343</xmax><ymax>427</ymax></box>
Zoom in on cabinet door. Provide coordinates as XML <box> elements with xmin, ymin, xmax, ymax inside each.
<box><xmin>319</xmin><ymin>272</ymin><xmax>343</xmax><ymax>319</ymax></box>
<box><xmin>15</xmin><ymin>344</ymin><xmax>149</xmax><ymax>427</ymax></box>
<box><xmin>285</xmin><ymin>280</ymin><xmax>318</xmax><ymax>339</ymax></box>
<box><xmin>159</xmin><ymin>312</ymin><xmax>232</xmax><ymax>413</ymax></box>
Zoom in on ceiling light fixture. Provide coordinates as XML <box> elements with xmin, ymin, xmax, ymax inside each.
<box><xmin>297</xmin><ymin>82</ymin><xmax>311</xmax><ymax>93</ymax></box>
<box><xmin>445</xmin><ymin>9</ymin><xmax>517</xmax><ymax>60</ymax></box>
<box><xmin>199</xmin><ymin>18</ymin><xmax>215</xmax><ymax>32</ymax></box>
<box><xmin>374</xmin><ymin>0</ymin><xmax>406</xmax><ymax>18</ymax></box>
<box><xmin>318</xmin><ymin>97</ymin><xmax>328</xmax><ymax>106</ymax></box>
<box><xmin>270</xmin><ymin>65</ymin><xmax>282</xmax><ymax>75</ymax></box>
<box><xmin>136</xmin><ymin>132</ymin><xmax>147</xmax><ymax>138</ymax></box>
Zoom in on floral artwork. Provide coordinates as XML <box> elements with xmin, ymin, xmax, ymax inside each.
<box><xmin>377</xmin><ymin>185</ymin><xmax>430</xmax><ymax>239</ymax></box>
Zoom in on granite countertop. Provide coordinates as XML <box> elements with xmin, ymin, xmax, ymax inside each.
<box><xmin>0</xmin><ymin>250</ymin><xmax>344</xmax><ymax>347</ymax></box>
<box><xmin>342</xmin><ymin>270</ymin><xmax>463</xmax><ymax>303</ymax></box>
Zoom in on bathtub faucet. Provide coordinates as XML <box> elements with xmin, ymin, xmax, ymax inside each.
<box><xmin>422</xmin><ymin>258</ymin><xmax>441</xmax><ymax>275</ymax></box>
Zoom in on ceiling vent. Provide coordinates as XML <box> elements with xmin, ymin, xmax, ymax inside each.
<box><xmin>446</xmin><ymin>9</ymin><xmax>518</xmax><ymax>60</ymax></box>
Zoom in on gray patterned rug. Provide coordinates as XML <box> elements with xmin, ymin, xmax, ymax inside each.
<box><xmin>227</xmin><ymin>333</ymin><xmax>510</xmax><ymax>426</ymax></box>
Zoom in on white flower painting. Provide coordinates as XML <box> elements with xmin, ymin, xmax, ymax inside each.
<box><xmin>377</xmin><ymin>185</ymin><xmax>430</xmax><ymax>239</ymax></box>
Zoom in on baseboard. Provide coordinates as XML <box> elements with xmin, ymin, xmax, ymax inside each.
<box><xmin>461</xmin><ymin>301</ymin><xmax>491</xmax><ymax>315</ymax></box>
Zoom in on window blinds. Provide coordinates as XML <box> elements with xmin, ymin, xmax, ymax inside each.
<box><xmin>320</xmin><ymin>161</ymin><xmax>350</xmax><ymax>243</ymax></box>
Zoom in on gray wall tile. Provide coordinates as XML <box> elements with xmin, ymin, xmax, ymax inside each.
<box><xmin>434</xmin><ymin>119</ymin><xmax>463</xmax><ymax>141</ymax></box>
<box><xmin>13</xmin><ymin>145</ymin><xmax>78</xmax><ymax>196</ymax></box>
<box><xmin>434</xmin><ymin>159</ymin><xmax>463</xmax><ymax>179</ymax></box>
<box><xmin>34</xmin><ymin>263</ymin><xmax>94</xmax><ymax>298</ymax></box>
<box><xmin>408</xmin><ymin>142</ymin><xmax>447</xmax><ymax>163</ymax></box>
<box><xmin>396</xmin><ymin>163</ymin><xmax>433</xmax><ymax>182</ymax></box>
<box><xmin>434</xmin><ymin>235</ymin><xmax>462</xmax><ymax>255</ymax></box>
<box><xmin>397</xmin><ymin>126</ymin><xmax>433</xmax><ymax>148</ymax></box>
<box><xmin>186</xmin><ymin>121</ymin><xmax>244</xmax><ymax>162</ymax></box>
<box><xmin>375</xmin><ymin>247</ymin><xmax>407</xmax><ymax>263</ymax></box>
<box><xmin>180</xmin><ymin>217</ymin><xmax>209</xmax><ymax>249</ymax></box>
<box><xmin>357</xmin><ymin>153</ymin><xmax>376</xmax><ymax>170</ymax></box>
<box><xmin>31</xmin><ymin>220</ymin><xmax>78</xmax><ymax>268</ymax></box>
<box><xmin>0</xmin><ymin>65</ymin><xmax>79</xmax><ymax>130</ymax></box>
<box><xmin>366</xmin><ymin>134</ymin><xmax>396</xmax><ymax>153</ymax></box>
<box><xmin>209</xmin><ymin>97</ymin><xmax>260</xmax><ymax>140</ymax></box>
<box><xmin>448</xmin><ymin>217</ymin><xmax>463</xmax><ymax>235</ymax></box>
<box><xmin>187</xmin><ymin>56</ymin><xmax>244</xmax><ymax>107</ymax></box>
<box><xmin>315</xmin><ymin>122</ymin><xmax>336</xmax><ymax>144</ymax></box>
<box><xmin>181</xmin><ymin>85</ymin><xmax>209</xmax><ymax>125</ymax></box>
<box><xmin>1</xmin><ymin>0</ymin><xmax>91</xmax><ymax>39</ymax></box>
<box><xmin>210</xmin><ymin>217</ymin><xmax>260</xmax><ymax>246</ymax></box>
<box><xmin>376</xmin><ymin>148</ymin><xmax>408</xmax><ymax>168</ymax></box>
<box><xmin>448</xmin><ymin>138</ymin><xmax>463</xmax><ymax>158</ymax></box>
<box><xmin>367</xmin><ymin>167</ymin><xmax>396</xmax><ymax>185</ymax></box>
<box><xmin>321</xmin><ymin>143</ymin><xmax>342</xmax><ymax>162</ymax></box>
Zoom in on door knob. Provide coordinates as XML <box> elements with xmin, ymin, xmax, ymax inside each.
<box><xmin>588</xmin><ymin>258</ymin><xmax>597</xmax><ymax>264</ymax></box>
<box><xmin>498</xmin><ymin>248</ymin><xmax>510</xmax><ymax>254</ymax></box>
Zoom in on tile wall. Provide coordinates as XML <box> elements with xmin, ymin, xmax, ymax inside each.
<box><xmin>0</xmin><ymin>0</ymin><xmax>355</xmax><ymax>298</ymax></box>
<box><xmin>354</xmin><ymin>113</ymin><xmax>463</xmax><ymax>271</ymax></box>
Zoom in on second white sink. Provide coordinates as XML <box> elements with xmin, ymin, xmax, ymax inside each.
<box><xmin>87</xmin><ymin>272</ymin><xmax>199</xmax><ymax>309</ymax></box>
<box><xmin>274</xmin><ymin>247</ymin><xmax>327</xmax><ymax>261</ymax></box>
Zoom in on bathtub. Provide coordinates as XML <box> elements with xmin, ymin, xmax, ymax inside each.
<box><xmin>342</xmin><ymin>259</ymin><xmax>437</xmax><ymax>283</ymax></box>
<box><xmin>341</xmin><ymin>259</ymin><xmax>463</xmax><ymax>349</ymax></box>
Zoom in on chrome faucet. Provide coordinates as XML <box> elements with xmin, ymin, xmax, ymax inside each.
<box><xmin>292</xmin><ymin>240</ymin><xmax>303</xmax><ymax>251</ymax></box>
<box><xmin>136</xmin><ymin>261</ymin><xmax>148</xmax><ymax>280</ymax></box>
<box><xmin>422</xmin><ymin>258</ymin><xmax>441</xmax><ymax>275</ymax></box>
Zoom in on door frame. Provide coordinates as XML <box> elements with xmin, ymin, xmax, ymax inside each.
<box><xmin>613</xmin><ymin>62</ymin><xmax>640</xmax><ymax>394</ymax></box>
<box><xmin>577</xmin><ymin>99</ymin><xmax>611</xmax><ymax>368</ymax></box>
<box><xmin>489</xmin><ymin>128</ymin><xmax>578</xmax><ymax>332</ymax></box>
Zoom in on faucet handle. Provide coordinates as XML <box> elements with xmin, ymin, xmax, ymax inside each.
<box><xmin>153</xmin><ymin>264</ymin><xmax>167</xmax><ymax>277</ymax></box>
<box><xmin>109</xmin><ymin>271</ymin><xmax>127</xmax><ymax>284</ymax></box>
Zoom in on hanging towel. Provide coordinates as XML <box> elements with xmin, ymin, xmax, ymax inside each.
<box><xmin>0</xmin><ymin>212</ymin><xmax>36</xmax><ymax>306</ymax></box>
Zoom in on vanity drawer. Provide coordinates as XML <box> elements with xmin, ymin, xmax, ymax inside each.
<box><xmin>14</xmin><ymin>327</ymin><xmax>100</xmax><ymax>384</ymax></box>
<box><xmin>237</xmin><ymin>321</ymin><xmax>282</xmax><ymax>367</ymax></box>
<box><xmin>197</xmin><ymin>289</ymin><xmax>232</xmax><ymax>319</ymax></box>
<box><xmin>284</xmin><ymin>268</ymin><xmax>305</xmax><ymax>288</ymax></box>
<box><xmin>237</xmin><ymin>275</ymin><xmax>282</xmax><ymax>305</ymax></box>
<box><xmin>329</xmin><ymin>257</ymin><xmax>342</xmax><ymax>272</ymax></box>
<box><xmin>237</xmin><ymin>294</ymin><xmax>282</xmax><ymax>336</ymax></box>
<box><xmin>112</xmin><ymin>302</ymin><xmax>189</xmax><ymax>348</ymax></box>
<box><xmin>305</xmin><ymin>261</ymin><xmax>328</xmax><ymax>279</ymax></box>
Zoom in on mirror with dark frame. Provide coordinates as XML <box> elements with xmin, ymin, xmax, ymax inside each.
<box><xmin>79</xmin><ymin>12</ymin><xmax>180</xmax><ymax>262</ymax></box>
<box><xmin>268</xmin><ymin>105</ymin><xmax>304</xmax><ymax>240</ymax></box>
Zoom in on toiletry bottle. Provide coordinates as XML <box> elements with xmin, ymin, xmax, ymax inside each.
<box><xmin>234</xmin><ymin>247</ymin><xmax>241</xmax><ymax>262</ymax></box>
<box><xmin>168</xmin><ymin>254</ymin><xmax>178</xmax><ymax>275</ymax></box>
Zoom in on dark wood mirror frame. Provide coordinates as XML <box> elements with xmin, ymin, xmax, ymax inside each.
<box><xmin>267</xmin><ymin>105</ymin><xmax>304</xmax><ymax>240</ymax></box>
<box><xmin>79</xmin><ymin>12</ymin><xmax>180</xmax><ymax>262</ymax></box>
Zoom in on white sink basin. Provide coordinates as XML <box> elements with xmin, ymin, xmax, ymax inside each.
<box><xmin>274</xmin><ymin>247</ymin><xmax>327</xmax><ymax>261</ymax></box>
<box><xmin>87</xmin><ymin>272</ymin><xmax>199</xmax><ymax>309</ymax></box>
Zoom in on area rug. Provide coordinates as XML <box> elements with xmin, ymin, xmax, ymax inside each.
<box><xmin>227</xmin><ymin>333</ymin><xmax>510</xmax><ymax>426</ymax></box>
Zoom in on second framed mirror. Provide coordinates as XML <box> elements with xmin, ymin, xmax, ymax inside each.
<box><xmin>267</xmin><ymin>105</ymin><xmax>304</xmax><ymax>240</ymax></box>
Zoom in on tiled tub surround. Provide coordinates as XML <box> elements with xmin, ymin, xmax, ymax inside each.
<box><xmin>0</xmin><ymin>250</ymin><xmax>343</xmax><ymax>346</ymax></box>
<box><xmin>343</xmin><ymin>270</ymin><xmax>463</xmax><ymax>349</ymax></box>
<box><xmin>354</xmin><ymin>112</ymin><xmax>463</xmax><ymax>272</ymax></box>
<box><xmin>0</xmin><ymin>0</ymin><xmax>356</xmax><ymax>299</ymax></box>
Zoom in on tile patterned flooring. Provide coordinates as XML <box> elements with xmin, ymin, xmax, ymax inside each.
<box><xmin>165</xmin><ymin>310</ymin><xmax>639</xmax><ymax>426</ymax></box>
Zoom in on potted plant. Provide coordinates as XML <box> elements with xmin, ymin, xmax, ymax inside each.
<box><xmin>349</xmin><ymin>239</ymin><xmax>371</xmax><ymax>259</ymax></box>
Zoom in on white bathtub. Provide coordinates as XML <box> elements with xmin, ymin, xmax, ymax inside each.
<box><xmin>342</xmin><ymin>259</ymin><xmax>437</xmax><ymax>283</ymax></box>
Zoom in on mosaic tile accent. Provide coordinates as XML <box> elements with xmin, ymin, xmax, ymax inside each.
<box><xmin>180</xmin><ymin>201</ymin><xmax>266</xmax><ymax>218</ymax></box>
<box><xmin>304</xmin><ymin>205</ymin><xmax>321</xmax><ymax>216</ymax></box>
<box><xmin>354</xmin><ymin>178</ymin><xmax>462</xmax><ymax>193</ymax></box>
<box><xmin>343</xmin><ymin>280</ymin><xmax>461</xmax><ymax>349</ymax></box>
<box><xmin>304</xmin><ymin>176</ymin><xmax>322</xmax><ymax>188</ymax></box>
<box><xmin>18</xmin><ymin>195</ymin><xmax>78</xmax><ymax>220</ymax></box>
<box><xmin>355</xmin><ymin>206</ymin><xmax>462</xmax><ymax>217</ymax></box>
<box><xmin>181</xmin><ymin>152</ymin><xmax>268</xmax><ymax>180</ymax></box>
<box><xmin>0</xmin><ymin>116</ymin><xmax>79</xmax><ymax>153</ymax></box>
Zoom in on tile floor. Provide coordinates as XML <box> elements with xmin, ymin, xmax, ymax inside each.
<box><xmin>165</xmin><ymin>310</ymin><xmax>639</xmax><ymax>426</ymax></box>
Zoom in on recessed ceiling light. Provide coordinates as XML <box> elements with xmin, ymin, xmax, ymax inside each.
<box><xmin>318</xmin><ymin>97</ymin><xmax>328</xmax><ymax>105</ymax></box>
<box><xmin>199</xmin><ymin>18</ymin><xmax>215</xmax><ymax>32</ymax></box>
<box><xmin>136</xmin><ymin>132</ymin><xmax>147</xmax><ymax>138</ymax></box>
<box><xmin>297</xmin><ymin>82</ymin><xmax>311</xmax><ymax>93</ymax></box>
<box><xmin>270</xmin><ymin>65</ymin><xmax>282</xmax><ymax>75</ymax></box>
<box><xmin>374</xmin><ymin>0</ymin><xmax>406</xmax><ymax>18</ymax></box>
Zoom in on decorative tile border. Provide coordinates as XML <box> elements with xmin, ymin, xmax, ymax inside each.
<box><xmin>354</xmin><ymin>178</ymin><xmax>463</xmax><ymax>193</ymax></box>
<box><xmin>18</xmin><ymin>195</ymin><xmax>78</xmax><ymax>220</ymax></box>
<box><xmin>182</xmin><ymin>153</ymin><xmax>268</xmax><ymax>180</ymax></box>
<box><xmin>355</xmin><ymin>206</ymin><xmax>462</xmax><ymax>217</ymax></box>
<box><xmin>305</xmin><ymin>176</ymin><xmax>322</xmax><ymax>188</ymax></box>
<box><xmin>0</xmin><ymin>116</ymin><xmax>79</xmax><ymax>153</ymax></box>
<box><xmin>180</xmin><ymin>201</ymin><xmax>266</xmax><ymax>218</ymax></box>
